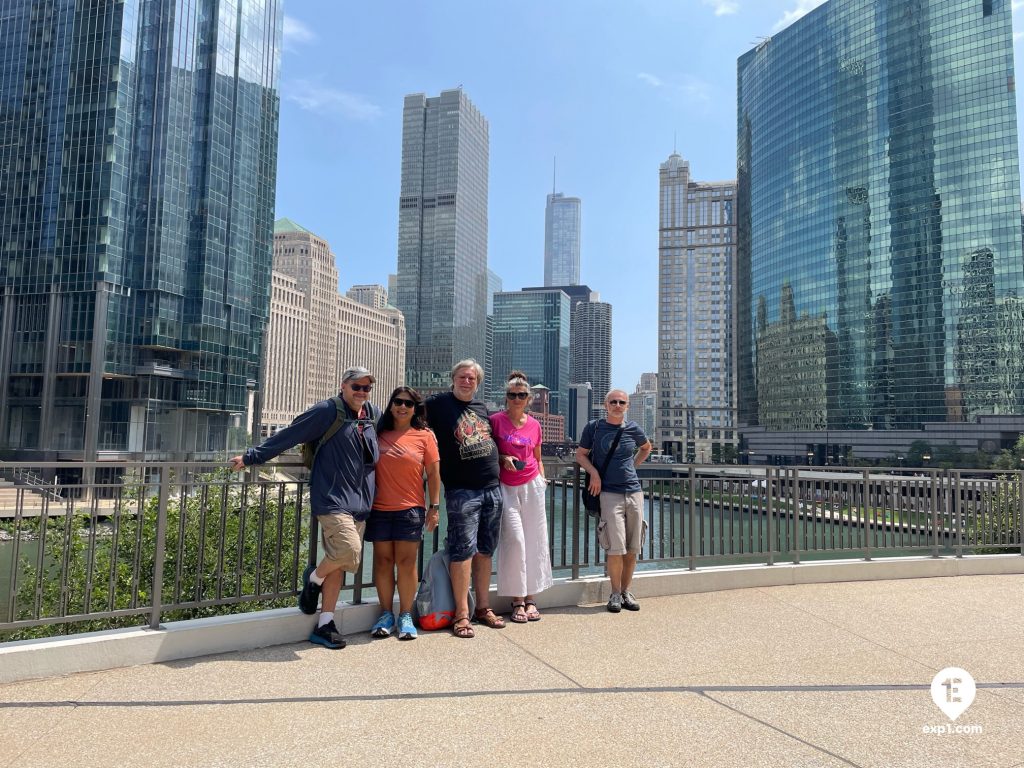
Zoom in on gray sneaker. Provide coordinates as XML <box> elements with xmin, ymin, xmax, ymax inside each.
<box><xmin>607</xmin><ymin>592</ymin><xmax>622</xmax><ymax>613</ymax></box>
<box><xmin>621</xmin><ymin>591</ymin><xmax>640</xmax><ymax>611</ymax></box>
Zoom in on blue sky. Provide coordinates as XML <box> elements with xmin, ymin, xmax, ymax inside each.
<box><xmin>273</xmin><ymin>0</ymin><xmax>1024</xmax><ymax>391</ymax></box>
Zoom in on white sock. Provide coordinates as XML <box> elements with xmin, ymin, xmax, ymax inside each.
<box><xmin>318</xmin><ymin>611</ymin><xmax>334</xmax><ymax>628</ymax></box>
<box><xmin>310</xmin><ymin>570</ymin><xmax>325</xmax><ymax>586</ymax></box>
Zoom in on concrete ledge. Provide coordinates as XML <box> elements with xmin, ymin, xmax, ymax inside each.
<box><xmin>2</xmin><ymin>554</ymin><xmax>1022</xmax><ymax>685</ymax></box>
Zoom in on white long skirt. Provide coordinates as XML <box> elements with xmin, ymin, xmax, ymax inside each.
<box><xmin>496</xmin><ymin>474</ymin><xmax>553</xmax><ymax>597</ymax></box>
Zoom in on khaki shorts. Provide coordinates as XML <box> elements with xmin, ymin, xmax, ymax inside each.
<box><xmin>318</xmin><ymin>512</ymin><xmax>365</xmax><ymax>572</ymax></box>
<box><xmin>597</xmin><ymin>491</ymin><xmax>646</xmax><ymax>555</ymax></box>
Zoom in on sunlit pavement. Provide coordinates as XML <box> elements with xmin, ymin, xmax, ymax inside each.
<box><xmin>2</xmin><ymin>575</ymin><xmax>1023</xmax><ymax>768</ymax></box>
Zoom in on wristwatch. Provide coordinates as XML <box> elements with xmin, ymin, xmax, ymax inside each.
<box><xmin>429</xmin><ymin>504</ymin><xmax>440</xmax><ymax>512</ymax></box>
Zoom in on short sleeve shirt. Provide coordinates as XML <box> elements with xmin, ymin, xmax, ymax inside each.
<box><xmin>580</xmin><ymin>419</ymin><xmax>648</xmax><ymax>493</ymax></box>
<box><xmin>424</xmin><ymin>392</ymin><xmax>500</xmax><ymax>490</ymax></box>
<box><xmin>489</xmin><ymin>411</ymin><xmax>542</xmax><ymax>486</ymax></box>
<box><xmin>372</xmin><ymin>428</ymin><xmax>440</xmax><ymax>511</ymax></box>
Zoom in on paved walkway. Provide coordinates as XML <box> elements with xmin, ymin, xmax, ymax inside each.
<box><xmin>2</xmin><ymin>575</ymin><xmax>1024</xmax><ymax>767</ymax></box>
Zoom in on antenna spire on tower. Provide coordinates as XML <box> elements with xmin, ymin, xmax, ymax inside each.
<box><xmin>552</xmin><ymin>156</ymin><xmax>557</xmax><ymax>194</ymax></box>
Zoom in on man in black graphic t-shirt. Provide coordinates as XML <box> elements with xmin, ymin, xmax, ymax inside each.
<box><xmin>425</xmin><ymin>359</ymin><xmax>504</xmax><ymax>637</ymax></box>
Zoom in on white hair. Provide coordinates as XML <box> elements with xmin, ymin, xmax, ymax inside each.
<box><xmin>451</xmin><ymin>358</ymin><xmax>484</xmax><ymax>383</ymax></box>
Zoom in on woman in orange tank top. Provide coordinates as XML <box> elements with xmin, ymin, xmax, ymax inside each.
<box><xmin>365</xmin><ymin>386</ymin><xmax>440</xmax><ymax>640</ymax></box>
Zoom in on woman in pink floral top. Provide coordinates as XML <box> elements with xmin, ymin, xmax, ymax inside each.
<box><xmin>489</xmin><ymin>371</ymin><xmax>553</xmax><ymax>622</ymax></box>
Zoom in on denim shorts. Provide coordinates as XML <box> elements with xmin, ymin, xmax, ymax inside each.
<box><xmin>445</xmin><ymin>486</ymin><xmax>502</xmax><ymax>561</ymax></box>
<box><xmin>364</xmin><ymin>507</ymin><xmax>426</xmax><ymax>543</ymax></box>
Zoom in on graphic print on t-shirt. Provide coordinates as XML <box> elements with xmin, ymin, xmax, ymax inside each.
<box><xmin>455</xmin><ymin>409</ymin><xmax>495</xmax><ymax>461</ymax></box>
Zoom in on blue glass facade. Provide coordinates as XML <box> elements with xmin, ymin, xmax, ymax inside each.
<box><xmin>738</xmin><ymin>0</ymin><xmax>1023</xmax><ymax>443</ymax></box>
<box><xmin>0</xmin><ymin>0</ymin><xmax>282</xmax><ymax>458</ymax></box>
<box><xmin>492</xmin><ymin>290</ymin><xmax>571</xmax><ymax>416</ymax></box>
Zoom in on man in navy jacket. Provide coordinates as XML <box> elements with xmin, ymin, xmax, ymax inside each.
<box><xmin>230</xmin><ymin>366</ymin><xmax>379</xmax><ymax>649</ymax></box>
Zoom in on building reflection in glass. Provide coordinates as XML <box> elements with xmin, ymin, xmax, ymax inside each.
<box><xmin>737</xmin><ymin>0</ymin><xmax>1024</xmax><ymax>437</ymax></box>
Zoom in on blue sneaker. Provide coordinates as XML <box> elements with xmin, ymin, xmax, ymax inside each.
<box><xmin>309</xmin><ymin>620</ymin><xmax>346</xmax><ymax>649</ymax></box>
<box><xmin>398</xmin><ymin>611</ymin><xmax>417</xmax><ymax>640</ymax></box>
<box><xmin>371</xmin><ymin>611</ymin><xmax>395</xmax><ymax>638</ymax></box>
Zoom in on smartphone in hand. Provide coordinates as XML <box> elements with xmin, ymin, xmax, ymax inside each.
<box><xmin>512</xmin><ymin>459</ymin><xmax>526</xmax><ymax>470</ymax></box>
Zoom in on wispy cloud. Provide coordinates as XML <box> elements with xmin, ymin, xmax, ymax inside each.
<box><xmin>772</xmin><ymin>0</ymin><xmax>828</xmax><ymax>33</ymax></box>
<box><xmin>701</xmin><ymin>0</ymin><xmax>739</xmax><ymax>15</ymax></box>
<box><xmin>637</xmin><ymin>72</ymin><xmax>714</xmax><ymax>104</ymax></box>
<box><xmin>1016</xmin><ymin>31</ymin><xmax>1024</xmax><ymax>44</ymax></box>
<box><xmin>637</xmin><ymin>72</ymin><xmax>664</xmax><ymax>88</ymax></box>
<box><xmin>284</xmin><ymin>81</ymin><xmax>383</xmax><ymax>122</ymax></box>
<box><xmin>1014</xmin><ymin>0</ymin><xmax>1024</xmax><ymax>11</ymax></box>
<box><xmin>282</xmin><ymin>16</ymin><xmax>315</xmax><ymax>50</ymax></box>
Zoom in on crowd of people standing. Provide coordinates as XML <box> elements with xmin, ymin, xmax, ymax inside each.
<box><xmin>230</xmin><ymin>360</ymin><xmax>652</xmax><ymax>648</ymax></box>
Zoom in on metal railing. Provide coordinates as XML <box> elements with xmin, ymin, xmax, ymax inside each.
<box><xmin>1</xmin><ymin>461</ymin><xmax>1021</xmax><ymax>638</ymax></box>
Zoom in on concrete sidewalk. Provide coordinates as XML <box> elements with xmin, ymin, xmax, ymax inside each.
<box><xmin>2</xmin><ymin>575</ymin><xmax>1023</xmax><ymax>767</ymax></box>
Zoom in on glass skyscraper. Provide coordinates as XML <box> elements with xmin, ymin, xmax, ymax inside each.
<box><xmin>395</xmin><ymin>89</ymin><xmax>489</xmax><ymax>394</ymax></box>
<box><xmin>544</xmin><ymin>192</ymin><xmax>581</xmax><ymax>287</ymax></box>
<box><xmin>492</xmin><ymin>290</ymin><xmax>570</xmax><ymax>416</ymax></box>
<box><xmin>737</xmin><ymin>0</ymin><xmax>1023</xmax><ymax>461</ymax></box>
<box><xmin>0</xmin><ymin>0</ymin><xmax>283</xmax><ymax>460</ymax></box>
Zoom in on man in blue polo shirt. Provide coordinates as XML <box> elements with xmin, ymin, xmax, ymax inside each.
<box><xmin>229</xmin><ymin>366</ymin><xmax>379</xmax><ymax>649</ymax></box>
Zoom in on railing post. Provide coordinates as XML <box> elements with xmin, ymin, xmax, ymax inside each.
<box><xmin>687</xmin><ymin>464</ymin><xmax>696</xmax><ymax>571</ymax></box>
<box><xmin>931</xmin><ymin>469</ymin><xmax>941</xmax><ymax>558</ymax></box>
<box><xmin>766</xmin><ymin>466</ymin><xmax>775</xmax><ymax>566</ymax></box>
<box><xmin>950</xmin><ymin>469</ymin><xmax>962</xmax><ymax>558</ymax></box>
<box><xmin>1018</xmin><ymin>469</ymin><xmax>1024</xmax><ymax>557</ymax></box>
<box><xmin>571</xmin><ymin>462</ymin><xmax>581</xmax><ymax>581</ymax></box>
<box><xmin>862</xmin><ymin>468</ymin><xmax>872</xmax><ymax>562</ymax></box>
<box><xmin>788</xmin><ymin>467</ymin><xmax>800</xmax><ymax>565</ymax></box>
<box><xmin>149</xmin><ymin>464</ymin><xmax>171</xmax><ymax>630</ymax></box>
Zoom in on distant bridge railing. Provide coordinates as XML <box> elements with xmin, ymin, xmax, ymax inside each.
<box><xmin>1</xmin><ymin>461</ymin><xmax>1021</xmax><ymax>639</ymax></box>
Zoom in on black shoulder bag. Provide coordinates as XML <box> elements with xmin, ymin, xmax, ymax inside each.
<box><xmin>580</xmin><ymin>424</ymin><xmax>624</xmax><ymax>518</ymax></box>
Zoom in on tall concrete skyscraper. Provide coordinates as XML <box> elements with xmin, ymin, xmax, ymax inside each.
<box><xmin>395</xmin><ymin>89</ymin><xmax>489</xmax><ymax>393</ymax></box>
<box><xmin>737</xmin><ymin>0</ymin><xmax>1024</xmax><ymax>464</ymax></box>
<box><xmin>263</xmin><ymin>221</ymin><xmax>406</xmax><ymax>438</ymax></box>
<box><xmin>544</xmin><ymin>192</ymin><xmax>582</xmax><ymax>286</ymax></box>
<box><xmin>657</xmin><ymin>154</ymin><xmax>737</xmax><ymax>463</ymax></box>
<box><xmin>0</xmin><ymin>0</ymin><xmax>283</xmax><ymax>460</ymax></box>
<box><xmin>273</xmin><ymin>219</ymin><xmax>339</xmax><ymax>409</ymax></box>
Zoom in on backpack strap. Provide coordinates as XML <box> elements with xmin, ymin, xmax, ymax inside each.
<box><xmin>596</xmin><ymin>423</ymin><xmax>625</xmax><ymax>480</ymax></box>
<box><xmin>311</xmin><ymin>396</ymin><xmax>347</xmax><ymax>464</ymax></box>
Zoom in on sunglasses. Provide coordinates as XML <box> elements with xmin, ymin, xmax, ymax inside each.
<box><xmin>608</xmin><ymin>399</ymin><xmax>628</xmax><ymax>406</ymax></box>
<box><xmin>391</xmin><ymin>398</ymin><xmax>417</xmax><ymax>408</ymax></box>
<box><xmin>350</xmin><ymin>383</ymin><xmax>373</xmax><ymax>392</ymax></box>
<box><xmin>506</xmin><ymin>392</ymin><xmax>529</xmax><ymax>400</ymax></box>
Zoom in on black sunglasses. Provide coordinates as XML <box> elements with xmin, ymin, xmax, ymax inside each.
<box><xmin>391</xmin><ymin>397</ymin><xmax>417</xmax><ymax>408</ymax></box>
<box><xmin>506</xmin><ymin>392</ymin><xmax>529</xmax><ymax>400</ymax></box>
<box><xmin>350</xmin><ymin>383</ymin><xmax>373</xmax><ymax>392</ymax></box>
<box><xmin>608</xmin><ymin>399</ymin><xmax>628</xmax><ymax>406</ymax></box>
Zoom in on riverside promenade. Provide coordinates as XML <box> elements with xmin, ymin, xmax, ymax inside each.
<box><xmin>2</xmin><ymin>572</ymin><xmax>1024</xmax><ymax>768</ymax></box>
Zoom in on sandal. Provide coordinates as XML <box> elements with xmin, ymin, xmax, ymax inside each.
<box><xmin>473</xmin><ymin>607</ymin><xmax>506</xmax><ymax>629</ymax></box>
<box><xmin>510</xmin><ymin>601</ymin><xmax>528</xmax><ymax>624</ymax></box>
<box><xmin>524</xmin><ymin>600</ymin><xmax>542</xmax><ymax>622</ymax></box>
<box><xmin>452</xmin><ymin>615</ymin><xmax>474</xmax><ymax>639</ymax></box>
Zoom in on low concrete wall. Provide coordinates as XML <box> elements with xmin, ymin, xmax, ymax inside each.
<box><xmin>2</xmin><ymin>554</ymin><xmax>1022</xmax><ymax>684</ymax></box>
